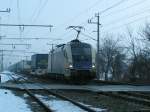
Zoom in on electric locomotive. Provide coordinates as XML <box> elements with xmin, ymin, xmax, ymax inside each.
<box><xmin>47</xmin><ymin>39</ymin><xmax>96</xmax><ymax>82</ymax></box>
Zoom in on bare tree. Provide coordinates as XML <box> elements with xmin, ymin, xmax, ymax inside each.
<box><xmin>99</xmin><ymin>34</ymin><xmax>126</xmax><ymax>81</ymax></box>
<box><xmin>142</xmin><ymin>23</ymin><xmax>150</xmax><ymax>41</ymax></box>
<box><xmin>127</xmin><ymin>25</ymin><xmax>150</xmax><ymax>82</ymax></box>
<box><xmin>126</xmin><ymin>28</ymin><xmax>139</xmax><ymax>81</ymax></box>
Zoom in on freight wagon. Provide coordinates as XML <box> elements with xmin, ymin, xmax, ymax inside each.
<box><xmin>31</xmin><ymin>54</ymin><xmax>48</xmax><ymax>75</ymax></box>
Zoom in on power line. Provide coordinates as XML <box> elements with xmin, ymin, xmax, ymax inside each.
<box><xmin>103</xmin><ymin>8</ymin><xmax>150</xmax><ymax>28</ymax></box>
<box><xmin>17</xmin><ymin>0</ymin><xmax>21</xmax><ymax>24</ymax></box>
<box><xmin>4</xmin><ymin>0</ymin><xmax>13</xmax><ymax>35</ymax></box>
<box><xmin>75</xmin><ymin>0</ymin><xmax>128</xmax><ymax>33</ymax></box>
<box><xmin>104</xmin><ymin>14</ymin><xmax>150</xmax><ymax>31</ymax></box>
<box><xmin>52</xmin><ymin>0</ymin><xmax>127</xmax><ymax>41</ymax></box>
<box><xmin>32</xmin><ymin>0</ymin><xmax>48</xmax><ymax>23</ymax></box>
<box><xmin>82</xmin><ymin>1</ymin><xmax>150</xmax><ymax>39</ymax></box>
<box><xmin>99</xmin><ymin>0</ymin><xmax>127</xmax><ymax>14</ymax></box>
<box><xmin>56</xmin><ymin>0</ymin><xmax>105</xmax><ymax>28</ymax></box>
<box><xmin>101</xmin><ymin>0</ymin><xmax>148</xmax><ymax>18</ymax></box>
<box><xmin>81</xmin><ymin>32</ymin><xmax>96</xmax><ymax>41</ymax></box>
<box><xmin>29</xmin><ymin>0</ymin><xmax>42</xmax><ymax>23</ymax></box>
<box><xmin>85</xmin><ymin>0</ymin><xmax>148</xmax><ymax>37</ymax></box>
<box><xmin>54</xmin><ymin>0</ymin><xmax>125</xmax><ymax>40</ymax></box>
<box><xmin>77</xmin><ymin>0</ymin><xmax>128</xmax><ymax>35</ymax></box>
<box><xmin>25</xmin><ymin>0</ymin><xmax>48</xmax><ymax>37</ymax></box>
<box><xmin>89</xmin><ymin>0</ymin><xmax>127</xmax><ymax>21</ymax></box>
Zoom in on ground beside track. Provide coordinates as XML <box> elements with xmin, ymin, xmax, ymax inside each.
<box><xmin>57</xmin><ymin>90</ymin><xmax>150</xmax><ymax>112</ymax></box>
<box><xmin>1</xmin><ymin>72</ymin><xmax>150</xmax><ymax>112</ymax></box>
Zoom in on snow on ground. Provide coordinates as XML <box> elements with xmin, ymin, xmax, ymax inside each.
<box><xmin>36</xmin><ymin>94</ymin><xmax>105</xmax><ymax>112</ymax></box>
<box><xmin>0</xmin><ymin>71</ymin><xmax>21</xmax><ymax>83</ymax></box>
<box><xmin>0</xmin><ymin>73</ymin><xmax>11</xmax><ymax>83</ymax></box>
<box><xmin>36</xmin><ymin>94</ymin><xmax>87</xmax><ymax>112</ymax></box>
<box><xmin>0</xmin><ymin>89</ymin><xmax>32</xmax><ymax>112</ymax></box>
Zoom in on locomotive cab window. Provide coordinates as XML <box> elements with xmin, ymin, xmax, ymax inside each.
<box><xmin>71</xmin><ymin>44</ymin><xmax>92</xmax><ymax>62</ymax></box>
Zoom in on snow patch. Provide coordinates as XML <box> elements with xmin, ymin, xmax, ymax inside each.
<box><xmin>36</xmin><ymin>94</ymin><xmax>87</xmax><ymax>112</ymax></box>
<box><xmin>0</xmin><ymin>89</ymin><xmax>32</xmax><ymax>112</ymax></box>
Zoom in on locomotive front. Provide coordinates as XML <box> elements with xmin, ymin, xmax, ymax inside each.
<box><xmin>67</xmin><ymin>40</ymin><xmax>96</xmax><ymax>81</ymax></box>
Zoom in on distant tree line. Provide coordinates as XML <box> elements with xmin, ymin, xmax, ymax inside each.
<box><xmin>98</xmin><ymin>23</ymin><xmax>150</xmax><ymax>83</ymax></box>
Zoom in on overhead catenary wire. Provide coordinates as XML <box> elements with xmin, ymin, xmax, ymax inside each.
<box><xmin>56</xmin><ymin>0</ymin><xmax>105</xmax><ymax>28</ymax></box>
<box><xmin>31</xmin><ymin>0</ymin><xmax>48</xmax><ymax>23</ymax></box>
<box><xmin>56</xmin><ymin>0</ymin><xmax>127</xmax><ymax>41</ymax></box>
<box><xmin>103</xmin><ymin>7</ymin><xmax>150</xmax><ymax>28</ymax></box>
<box><xmin>29</xmin><ymin>0</ymin><xmax>42</xmax><ymax>23</ymax></box>
<box><xmin>4</xmin><ymin>0</ymin><xmax>13</xmax><ymax>36</ymax></box>
<box><xmin>51</xmin><ymin>0</ymin><xmax>105</xmax><ymax>40</ymax></box>
<box><xmin>82</xmin><ymin>0</ymin><xmax>149</xmax><ymax>41</ymax></box>
<box><xmin>78</xmin><ymin>0</ymin><xmax>128</xmax><ymax>29</ymax></box>
<box><xmin>101</xmin><ymin>0</ymin><xmax>148</xmax><ymax>18</ymax></box>
<box><xmin>81</xmin><ymin>32</ymin><xmax>97</xmax><ymax>41</ymax></box>
<box><xmin>104</xmin><ymin>14</ymin><xmax>150</xmax><ymax>31</ymax></box>
<box><xmin>79</xmin><ymin>0</ymin><xmax>145</xmax><ymax>36</ymax></box>
<box><xmin>99</xmin><ymin>0</ymin><xmax>127</xmax><ymax>14</ymax></box>
<box><xmin>88</xmin><ymin>0</ymin><xmax>127</xmax><ymax>21</ymax></box>
<box><xmin>77</xmin><ymin>0</ymin><xmax>128</xmax><ymax>34</ymax></box>
<box><xmin>17</xmin><ymin>0</ymin><xmax>21</xmax><ymax>24</ymax></box>
<box><xmin>24</xmin><ymin>0</ymin><xmax>49</xmax><ymax>38</ymax></box>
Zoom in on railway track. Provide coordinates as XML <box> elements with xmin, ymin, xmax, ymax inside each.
<box><xmin>7</xmin><ymin>73</ymin><xmax>105</xmax><ymax>112</ymax></box>
<box><xmin>96</xmin><ymin>91</ymin><xmax>150</xmax><ymax>107</ymax></box>
<box><xmin>12</xmin><ymin>73</ymin><xmax>150</xmax><ymax>107</ymax></box>
<box><xmin>3</xmin><ymin>72</ymin><xmax>150</xmax><ymax>111</ymax></box>
<box><xmin>92</xmin><ymin>80</ymin><xmax>150</xmax><ymax>86</ymax></box>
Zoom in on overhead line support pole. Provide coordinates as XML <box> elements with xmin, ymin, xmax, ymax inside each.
<box><xmin>88</xmin><ymin>13</ymin><xmax>101</xmax><ymax>79</ymax></box>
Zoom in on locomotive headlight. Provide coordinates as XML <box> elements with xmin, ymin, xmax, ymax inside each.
<box><xmin>69</xmin><ymin>64</ymin><xmax>73</xmax><ymax>68</ymax></box>
<box><xmin>92</xmin><ymin>64</ymin><xmax>95</xmax><ymax>68</ymax></box>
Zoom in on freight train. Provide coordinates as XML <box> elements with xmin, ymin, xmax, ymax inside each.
<box><xmin>8</xmin><ymin>60</ymin><xmax>31</xmax><ymax>74</ymax></box>
<box><xmin>47</xmin><ymin>39</ymin><xmax>96</xmax><ymax>82</ymax></box>
<box><xmin>8</xmin><ymin>54</ymin><xmax>48</xmax><ymax>75</ymax></box>
<box><xmin>8</xmin><ymin>39</ymin><xmax>96</xmax><ymax>83</ymax></box>
<box><xmin>31</xmin><ymin>54</ymin><xmax>48</xmax><ymax>75</ymax></box>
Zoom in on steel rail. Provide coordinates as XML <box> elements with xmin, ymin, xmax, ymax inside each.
<box><xmin>8</xmin><ymin>74</ymin><xmax>53</xmax><ymax>112</ymax></box>
<box><xmin>13</xmin><ymin>74</ymin><xmax>102</xmax><ymax>112</ymax></box>
<box><xmin>97</xmin><ymin>91</ymin><xmax>150</xmax><ymax>107</ymax></box>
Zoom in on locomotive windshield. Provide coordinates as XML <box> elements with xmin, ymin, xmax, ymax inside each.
<box><xmin>71</xmin><ymin>43</ymin><xmax>92</xmax><ymax>62</ymax></box>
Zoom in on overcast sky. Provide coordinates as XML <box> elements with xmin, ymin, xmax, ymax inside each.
<box><xmin>0</xmin><ymin>0</ymin><xmax>150</xmax><ymax>67</ymax></box>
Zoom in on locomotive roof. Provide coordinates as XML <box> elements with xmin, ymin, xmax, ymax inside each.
<box><xmin>51</xmin><ymin>39</ymin><xmax>91</xmax><ymax>53</ymax></box>
<box><xmin>69</xmin><ymin>39</ymin><xmax>90</xmax><ymax>46</ymax></box>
